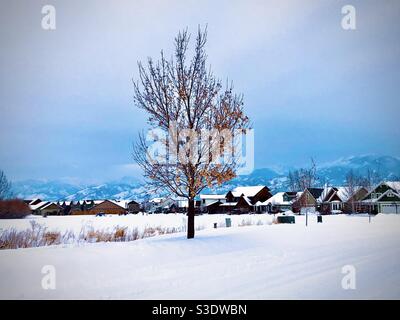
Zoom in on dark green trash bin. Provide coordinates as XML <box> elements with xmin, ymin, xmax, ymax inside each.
<box><xmin>277</xmin><ymin>215</ymin><xmax>295</xmax><ymax>224</ymax></box>
<box><xmin>225</xmin><ymin>218</ymin><xmax>232</xmax><ymax>228</ymax></box>
<box><xmin>317</xmin><ymin>215</ymin><xmax>322</xmax><ymax>223</ymax></box>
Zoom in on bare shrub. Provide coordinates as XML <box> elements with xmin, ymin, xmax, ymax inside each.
<box><xmin>238</xmin><ymin>218</ymin><xmax>253</xmax><ymax>227</ymax></box>
<box><xmin>114</xmin><ymin>227</ymin><xmax>126</xmax><ymax>240</ymax></box>
<box><xmin>0</xmin><ymin>199</ymin><xmax>31</xmax><ymax>219</ymax></box>
<box><xmin>2</xmin><ymin>217</ymin><xmax>268</xmax><ymax>250</ymax></box>
<box><xmin>43</xmin><ymin>231</ymin><xmax>61</xmax><ymax>246</ymax></box>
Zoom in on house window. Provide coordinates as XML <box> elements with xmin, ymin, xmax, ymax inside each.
<box><xmin>387</xmin><ymin>192</ymin><xmax>394</xmax><ymax>197</ymax></box>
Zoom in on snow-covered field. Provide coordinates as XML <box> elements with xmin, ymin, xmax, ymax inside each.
<box><xmin>0</xmin><ymin>214</ymin><xmax>400</xmax><ymax>299</ymax></box>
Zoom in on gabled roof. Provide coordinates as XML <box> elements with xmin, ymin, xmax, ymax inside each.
<box><xmin>29</xmin><ymin>201</ymin><xmax>49</xmax><ymax>210</ymax></box>
<box><xmin>241</xmin><ymin>196</ymin><xmax>252</xmax><ymax>206</ymax></box>
<box><xmin>363</xmin><ymin>188</ymin><xmax>400</xmax><ymax>203</ymax></box>
<box><xmin>205</xmin><ymin>200</ymin><xmax>221</xmax><ymax>207</ymax></box>
<box><xmin>307</xmin><ymin>188</ymin><xmax>324</xmax><ymax>201</ymax></box>
<box><xmin>362</xmin><ymin>181</ymin><xmax>400</xmax><ymax>201</ymax></box>
<box><xmin>29</xmin><ymin>199</ymin><xmax>42</xmax><ymax>205</ymax></box>
<box><xmin>256</xmin><ymin>192</ymin><xmax>297</xmax><ymax>206</ymax></box>
<box><xmin>220</xmin><ymin>202</ymin><xmax>238</xmax><ymax>207</ymax></box>
<box><xmin>40</xmin><ymin>202</ymin><xmax>62</xmax><ymax>210</ymax></box>
<box><xmin>385</xmin><ymin>181</ymin><xmax>400</xmax><ymax>193</ymax></box>
<box><xmin>90</xmin><ymin>200</ymin><xmax>127</xmax><ymax>210</ymax></box>
<box><xmin>110</xmin><ymin>200</ymin><xmax>130</xmax><ymax>208</ymax></box>
<box><xmin>336</xmin><ymin>186</ymin><xmax>367</xmax><ymax>202</ymax></box>
<box><xmin>230</xmin><ymin>186</ymin><xmax>268</xmax><ymax>198</ymax></box>
<box><xmin>320</xmin><ymin>186</ymin><xmax>367</xmax><ymax>203</ymax></box>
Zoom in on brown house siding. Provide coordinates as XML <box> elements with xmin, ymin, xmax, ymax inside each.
<box><xmin>87</xmin><ymin>200</ymin><xmax>127</xmax><ymax>215</ymax></box>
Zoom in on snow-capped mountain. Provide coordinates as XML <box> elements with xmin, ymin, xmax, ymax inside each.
<box><xmin>12</xmin><ymin>179</ymin><xmax>83</xmax><ymax>201</ymax></box>
<box><xmin>12</xmin><ymin>155</ymin><xmax>400</xmax><ymax>201</ymax></box>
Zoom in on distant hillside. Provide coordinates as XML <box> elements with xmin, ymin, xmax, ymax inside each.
<box><xmin>13</xmin><ymin>155</ymin><xmax>400</xmax><ymax>201</ymax></box>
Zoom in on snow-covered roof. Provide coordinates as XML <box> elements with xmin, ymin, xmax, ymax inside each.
<box><xmin>361</xmin><ymin>181</ymin><xmax>400</xmax><ymax>202</ymax></box>
<box><xmin>220</xmin><ymin>202</ymin><xmax>238</xmax><ymax>206</ymax></box>
<box><xmin>29</xmin><ymin>201</ymin><xmax>49</xmax><ymax>210</ymax></box>
<box><xmin>307</xmin><ymin>188</ymin><xmax>325</xmax><ymax>202</ymax></box>
<box><xmin>256</xmin><ymin>192</ymin><xmax>298</xmax><ymax>206</ymax></box>
<box><xmin>204</xmin><ymin>200</ymin><xmax>221</xmax><ymax>207</ymax></box>
<box><xmin>362</xmin><ymin>189</ymin><xmax>400</xmax><ymax>203</ymax></box>
<box><xmin>29</xmin><ymin>198</ymin><xmax>42</xmax><ymax>205</ymax></box>
<box><xmin>230</xmin><ymin>186</ymin><xmax>266</xmax><ymax>197</ymax></box>
<box><xmin>200</xmin><ymin>194</ymin><xmax>226</xmax><ymax>200</ymax></box>
<box><xmin>320</xmin><ymin>186</ymin><xmax>365</xmax><ymax>203</ymax></box>
<box><xmin>241</xmin><ymin>196</ymin><xmax>252</xmax><ymax>206</ymax></box>
<box><xmin>149</xmin><ymin>197</ymin><xmax>164</xmax><ymax>203</ymax></box>
<box><xmin>110</xmin><ymin>200</ymin><xmax>129</xmax><ymax>209</ymax></box>
<box><xmin>386</xmin><ymin>181</ymin><xmax>400</xmax><ymax>193</ymax></box>
<box><xmin>335</xmin><ymin>187</ymin><xmax>349</xmax><ymax>202</ymax></box>
<box><xmin>40</xmin><ymin>202</ymin><xmax>62</xmax><ymax>210</ymax></box>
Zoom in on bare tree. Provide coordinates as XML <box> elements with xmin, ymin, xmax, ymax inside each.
<box><xmin>0</xmin><ymin>170</ymin><xmax>12</xmax><ymax>200</ymax></box>
<box><xmin>132</xmin><ymin>28</ymin><xmax>250</xmax><ymax>239</ymax></box>
<box><xmin>363</xmin><ymin>167</ymin><xmax>381</xmax><ymax>190</ymax></box>
<box><xmin>287</xmin><ymin>158</ymin><xmax>318</xmax><ymax>191</ymax></box>
<box><xmin>343</xmin><ymin>169</ymin><xmax>362</xmax><ymax>213</ymax></box>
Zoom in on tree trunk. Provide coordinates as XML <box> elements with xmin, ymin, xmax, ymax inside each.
<box><xmin>187</xmin><ymin>198</ymin><xmax>195</xmax><ymax>239</ymax></box>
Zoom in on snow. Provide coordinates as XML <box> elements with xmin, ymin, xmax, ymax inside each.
<box><xmin>231</xmin><ymin>185</ymin><xmax>265</xmax><ymax>197</ymax></box>
<box><xmin>220</xmin><ymin>202</ymin><xmax>237</xmax><ymax>206</ymax></box>
<box><xmin>386</xmin><ymin>181</ymin><xmax>400</xmax><ymax>193</ymax></box>
<box><xmin>29</xmin><ymin>201</ymin><xmax>49</xmax><ymax>211</ymax></box>
<box><xmin>1</xmin><ymin>214</ymin><xmax>400</xmax><ymax>299</ymax></box>
<box><xmin>257</xmin><ymin>192</ymin><xmax>293</xmax><ymax>206</ymax></box>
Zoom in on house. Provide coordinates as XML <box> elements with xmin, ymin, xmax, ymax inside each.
<box><xmin>142</xmin><ymin>197</ymin><xmax>178</xmax><ymax>213</ymax></box>
<box><xmin>56</xmin><ymin>200</ymin><xmax>102</xmax><ymax>215</ymax></box>
<box><xmin>199</xmin><ymin>194</ymin><xmax>226</xmax><ymax>213</ymax></box>
<box><xmin>173</xmin><ymin>197</ymin><xmax>191</xmax><ymax>212</ymax></box>
<box><xmin>292</xmin><ymin>188</ymin><xmax>324</xmax><ymax>214</ymax></box>
<box><xmin>39</xmin><ymin>202</ymin><xmax>63</xmax><ymax>216</ymax></box>
<box><xmin>127</xmin><ymin>200</ymin><xmax>140</xmax><ymax>213</ymax></box>
<box><xmin>255</xmin><ymin>191</ymin><xmax>300</xmax><ymax>213</ymax></box>
<box><xmin>319</xmin><ymin>186</ymin><xmax>369</xmax><ymax>214</ymax></box>
<box><xmin>200</xmin><ymin>186</ymin><xmax>272</xmax><ymax>214</ymax></box>
<box><xmin>203</xmin><ymin>200</ymin><xmax>224</xmax><ymax>214</ymax></box>
<box><xmin>200</xmin><ymin>194</ymin><xmax>226</xmax><ymax>207</ymax></box>
<box><xmin>29</xmin><ymin>200</ymin><xmax>49</xmax><ymax>215</ymax></box>
<box><xmin>225</xmin><ymin>186</ymin><xmax>272</xmax><ymax>205</ymax></box>
<box><xmin>111</xmin><ymin>200</ymin><xmax>130</xmax><ymax>210</ymax></box>
<box><xmin>86</xmin><ymin>200</ymin><xmax>127</xmax><ymax>215</ymax></box>
<box><xmin>361</xmin><ymin>181</ymin><xmax>400</xmax><ymax>214</ymax></box>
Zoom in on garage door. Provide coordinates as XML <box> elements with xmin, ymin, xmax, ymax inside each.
<box><xmin>380</xmin><ymin>204</ymin><xmax>400</xmax><ymax>214</ymax></box>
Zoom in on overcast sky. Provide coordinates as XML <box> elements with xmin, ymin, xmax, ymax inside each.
<box><xmin>1</xmin><ymin>0</ymin><xmax>399</xmax><ymax>183</ymax></box>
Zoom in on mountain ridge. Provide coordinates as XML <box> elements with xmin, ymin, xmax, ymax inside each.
<box><xmin>13</xmin><ymin>155</ymin><xmax>400</xmax><ymax>201</ymax></box>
